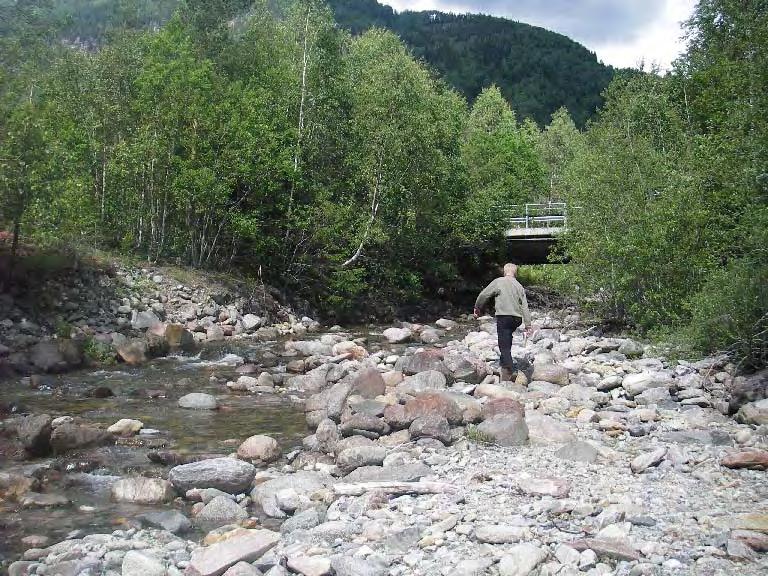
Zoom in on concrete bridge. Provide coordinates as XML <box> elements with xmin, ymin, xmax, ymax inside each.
<box><xmin>503</xmin><ymin>202</ymin><xmax>567</xmax><ymax>264</ymax></box>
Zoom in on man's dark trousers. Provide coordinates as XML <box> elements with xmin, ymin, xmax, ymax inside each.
<box><xmin>497</xmin><ymin>315</ymin><xmax>522</xmax><ymax>370</ymax></box>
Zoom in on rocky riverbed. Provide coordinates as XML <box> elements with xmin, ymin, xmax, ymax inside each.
<box><xmin>2</xmin><ymin>302</ymin><xmax>768</xmax><ymax>576</ymax></box>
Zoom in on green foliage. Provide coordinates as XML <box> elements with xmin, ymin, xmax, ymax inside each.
<box><xmin>82</xmin><ymin>336</ymin><xmax>116</xmax><ymax>365</ymax></box>
<box><xmin>553</xmin><ymin>0</ymin><xmax>768</xmax><ymax>366</ymax></box>
<box><xmin>458</xmin><ymin>86</ymin><xmax>545</xmax><ymax>244</ymax></box>
<box><xmin>465</xmin><ymin>424</ymin><xmax>493</xmax><ymax>444</ymax></box>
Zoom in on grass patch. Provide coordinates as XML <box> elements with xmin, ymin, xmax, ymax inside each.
<box><xmin>465</xmin><ymin>424</ymin><xmax>493</xmax><ymax>444</ymax></box>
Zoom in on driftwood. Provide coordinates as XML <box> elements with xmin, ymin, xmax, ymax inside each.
<box><xmin>333</xmin><ymin>481</ymin><xmax>457</xmax><ymax>497</ymax></box>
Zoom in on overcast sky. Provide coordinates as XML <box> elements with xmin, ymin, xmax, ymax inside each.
<box><xmin>381</xmin><ymin>0</ymin><xmax>697</xmax><ymax>69</ymax></box>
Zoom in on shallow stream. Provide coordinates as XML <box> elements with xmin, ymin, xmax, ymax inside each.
<box><xmin>0</xmin><ymin>324</ymin><xmax>458</xmax><ymax>565</ymax></box>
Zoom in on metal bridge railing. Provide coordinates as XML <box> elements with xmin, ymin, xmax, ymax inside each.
<box><xmin>501</xmin><ymin>202</ymin><xmax>568</xmax><ymax>230</ymax></box>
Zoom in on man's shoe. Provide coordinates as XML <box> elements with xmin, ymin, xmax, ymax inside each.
<box><xmin>501</xmin><ymin>367</ymin><xmax>516</xmax><ymax>382</ymax></box>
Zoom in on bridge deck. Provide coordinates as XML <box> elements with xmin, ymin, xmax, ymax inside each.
<box><xmin>505</xmin><ymin>226</ymin><xmax>564</xmax><ymax>238</ymax></box>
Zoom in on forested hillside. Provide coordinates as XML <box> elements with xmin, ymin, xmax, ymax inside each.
<box><xmin>1</xmin><ymin>0</ymin><xmax>766</xmax><ymax>367</ymax></box>
<box><xmin>327</xmin><ymin>0</ymin><xmax>616</xmax><ymax>126</ymax></box>
<box><xmin>26</xmin><ymin>0</ymin><xmax>614</xmax><ymax>126</ymax></box>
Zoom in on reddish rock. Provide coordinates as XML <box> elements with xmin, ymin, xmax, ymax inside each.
<box><xmin>481</xmin><ymin>398</ymin><xmax>524</xmax><ymax>421</ymax></box>
<box><xmin>383</xmin><ymin>404</ymin><xmax>410</xmax><ymax>430</ymax></box>
<box><xmin>721</xmin><ymin>450</ymin><xmax>768</xmax><ymax>470</ymax></box>
<box><xmin>353</xmin><ymin>368</ymin><xmax>386</xmax><ymax>399</ymax></box>
<box><xmin>404</xmin><ymin>392</ymin><xmax>463</xmax><ymax>425</ymax></box>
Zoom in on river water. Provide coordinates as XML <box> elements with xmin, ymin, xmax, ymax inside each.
<box><xmin>0</xmin><ymin>336</ymin><xmax>320</xmax><ymax>564</ymax></box>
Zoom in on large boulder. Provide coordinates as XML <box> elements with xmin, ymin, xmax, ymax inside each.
<box><xmin>165</xmin><ymin>324</ymin><xmax>197</xmax><ymax>352</ymax></box>
<box><xmin>339</xmin><ymin>415</ymin><xmax>390</xmax><ymax>438</ymax></box>
<box><xmin>187</xmin><ymin>529</ymin><xmax>280</xmax><ymax>576</ymax></box>
<box><xmin>476</xmin><ymin>414</ymin><xmax>529</xmax><ymax>446</ymax></box>
<box><xmin>352</xmin><ymin>368</ymin><xmax>386</xmax><ymax>399</ymax></box>
<box><xmin>404</xmin><ymin>392</ymin><xmax>463</xmax><ymax>425</ymax></box>
<box><xmin>337</xmin><ymin>446</ymin><xmax>387</xmax><ymax>474</ymax></box>
<box><xmin>525</xmin><ymin>412</ymin><xmax>575</xmax><ymax>445</ymax></box>
<box><xmin>409</xmin><ymin>414</ymin><xmax>451</xmax><ymax>444</ymax></box>
<box><xmin>251</xmin><ymin>472</ymin><xmax>333</xmax><ymax>519</ymax></box>
<box><xmin>737</xmin><ymin>399</ymin><xmax>768</xmax><ymax>426</ymax></box>
<box><xmin>50</xmin><ymin>423</ymin><xmax>112</xmax><ymax>454</ymax></box>
<box><xmin>481</xmin><ymin>398</ymin><xmax>524</xmax><ymax>421</ymax></box>
<box><xmin>287</xmin><ymin>340</ymin><xmax>333</xmax><ymax>356</ymax></box>
<box><xmin>306</xmin><ymin>380</ymin><xmax>352</xmax><ymax>422</ymax></box>
<box><xmin>531</xmin><ymin>364</ymin><xmax>569</xmax><ymax>386</ymax></box>
<box><xmin>194</xmin><ymin>495</ymin><xmax>248</xmax><ymax>531</ymax></box>
<box><xmin>442</xmin><ymin>352</ymin><xmax>489</xmax><ymax>384</ymax></box>
<box><xmin>382</xmin><ymin>327</ymin><xmax>412</xmax><ymax>344</ymax></box>
<box><xmin>116</xmin><ymin>339</ymin><xmax>148</xmax><ymax>365</ymax></box>
<box><xmin>316</xmin><ymin>419</ymin><xmax>340</xmax><ymax>453</ymax></box>
<box><xmin>169</xmin><ymin>458</ymin><xmax>256</xmax><ymax>494</ymax></box>
<box><xmin>622</xmin><ymin>372</ymin><xmax>670</xmax><ymax>397</ymax></box>
<box><xmin>29</xmin><ymin>342</ymin><xmax>68</xmax><ymax>373</ymax></box>
<box><xmin>178</xmin><ymin>393</ymin><xmax>218</xmax><ymax>410</ymax></box>
<box><xmin>139</xmin><ymin>510</ymin><xmax>192</xmax><ymax>534</ymax></box>
<box><xmin>131</xmin><ymin>310</ymin><xmax>161</xmax><ymax>330</ymax></box>
<box><xmin>237</xmin><ymin>435</ymin><xmax>280</xmax><ymax>463</ymax></box>
<box><xmin>397</xmin><ymin>371</ymin><xmax>447</xmax><ymax>395</ymax></box>
<box><xmin>111</xmin><ymin>477</ymin><xmax>174</xmax><ymax>504</ymax></box>
<box><xmin>395</xmin><ymin>350</ymin><xmax>449</xmax><ymax>376</ymax></box>
<box><xmin>17</xmin><ymin>414</ymin><xmax>52</xmax><ymax>456</ymax></box>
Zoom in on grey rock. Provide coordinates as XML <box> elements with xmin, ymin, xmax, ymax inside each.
<box><xmin>169</xmin><ymin>458</ymin><xmax>256</xmax><ymax>493</ymax></box>
<box><xmin>280</xmin><ymin>507</ymin><xmax>323</xmax><ymax>533</ymax></box>
<box><xmin>737</xmin><ymin>398</ymin><xmax>768</xmax><ymax>425</ymax></box>
<box><xmin>187</xmin><ymin>529</ymin><xmax>280</xmax><ymax>576</ymax></box>
<box><xmin>29</xmin><ymin>341</ymin><xmax>67</xmax><ymax>372</ymax></box>
<box><xmin>195</xmin><ymin>495</ymin><xmax>248</xmax><ymax>531</ymax></box>
<box><xmin>475</xmin><ymin>524</ymin><xmax>528</xmax><ymax>544</ymax></box>
<box><xmin>337</xmin><ymin>446</ymin><xmax>387</xmax><ymax>473</ymax></box>
<box><xmin>122</xmin><ymin>551</ymin><xmax>165</xmax><ymax>576</ymax></box>
<box><xmin>332</xmin><ymin>556</ymin><xmax>388</xmax><ymax>576</ymax></box>
<box><xmin>242</xmin><ymin>314</ymin><xmax>263</xmax><ymax>331</ymax></box>
<box><xmin>382</xmin><ymin>327</ymin><xmax>412</xmax><ymax>344</ymax></box>
<box><xmin>223</xmin><ymin>562</ymin><xmax>263</xmax><ymax>576</ymax></box>
<box><xmin>18</xmin><ymin>414</ymin><xmax>52</xmax><ymax>456</ymax></box>
<box><xmin>343</xmin><ymin>463</ymin><xmax>432</xmax><ymax>483</ymax></box>
<box><xmin>398</xmin><ymin>370</ymin><xmax>447</xmax><ymax>394</ymax></box>
<box><xmin>315</xmin><ymin>419</ymin><xmax>340</xmax><ymax>453</ymax></box>
<box><xmin>409</xmin><ymin>414</ymin><xmax>451</xmax><ymax>444</ymax></box>
<box><xmin>476</xmin><ymin>414</ymin><xmax>528</xmax><ymax>446</ymax></box>
<box><xmin>138</xmin><ymin>510</ymin><xmax>192</xmax><ymax>534</ymax></box>
<box><xmin>251</xmin><ymin>471</ymin><xmax>333</xmax><ymax>519</ymax></box>
<box><xmin>630</xmin><ymin>447</ymin><xmax>667</xmax><ymax>474</ymax></box>
<box><xmin>131</xmin><ymin>310</ymin><xmax>161</xmax><ymax>330</ymax></box>
<box><xmin>525</xmin><ymin>412</ymin><xmax>575</xmax><ymax>445</ymax></box>
<box><xmin>111</xmin><ymin>477</ymin><xmax>174</xmax><ymax>504</ymax></box>
<box><xmin>50</xmin><ymin>423</ymin><xmax>112</xmax><ymax>454</ymax></box>
<box><xmin>395</xmin><ymin>351</ymin><xmax>449</xmax><ymax>375</ymax></box>
<box><xmin>340</xmin><ymin>415</ymin><xmax>390</xmax><ymax>438</ymax></box>
<box><xmin>555</xmin><ymin>441</ymin><xmax>598</xmax><ymax>464</ymax></box>
<box><xmin>178</xmin><ymin>392</ymin><xmax>218</xmax><ymax>410</ymax></box>
<box><xmin>531</xmin><ymin>364</ymin><xmax>569</xmax><ymax>386</ymax></box>
<box><xmin>622</xmin><ymin>372</ymin><xmax>669</xmax><ymax>397</ymax></box>
<box><xmin>498</xmin><ymin>543</ymin><xmax>548</xmax><ymax>576</ymax></box>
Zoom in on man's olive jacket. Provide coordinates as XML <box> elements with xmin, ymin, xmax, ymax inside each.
<box><xmin>475</xmin><ymin>276</ymin><xmax>531</xmax><ymax>325</ymax></box>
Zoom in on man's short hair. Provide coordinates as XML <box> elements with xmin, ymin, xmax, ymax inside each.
<box><xmin>503</xmin><ymin>263</ymin><xmax>517</xmax><ymax>276</ymax></box>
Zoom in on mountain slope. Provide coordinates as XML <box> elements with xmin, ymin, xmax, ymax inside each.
<box><xmin>327</xmin><ymin>0</ymin><xmax>616</xmax><ymax>126</ymax></box>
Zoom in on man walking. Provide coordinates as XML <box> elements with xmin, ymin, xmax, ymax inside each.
<box><xmin>474</xmin><ymin>263</ymin><xmax>532</xmax><ymax>381</ymax></box>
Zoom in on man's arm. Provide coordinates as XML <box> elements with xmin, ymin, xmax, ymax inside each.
<box><xmin>520</xmin><ymin>286</ymin><xmax>532</xmax><ymax>327</ymax></box>
<box><xmin>474</xmin><ymin>279</ymin><xmax>499</xmax><ymax>314</ymax></box>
